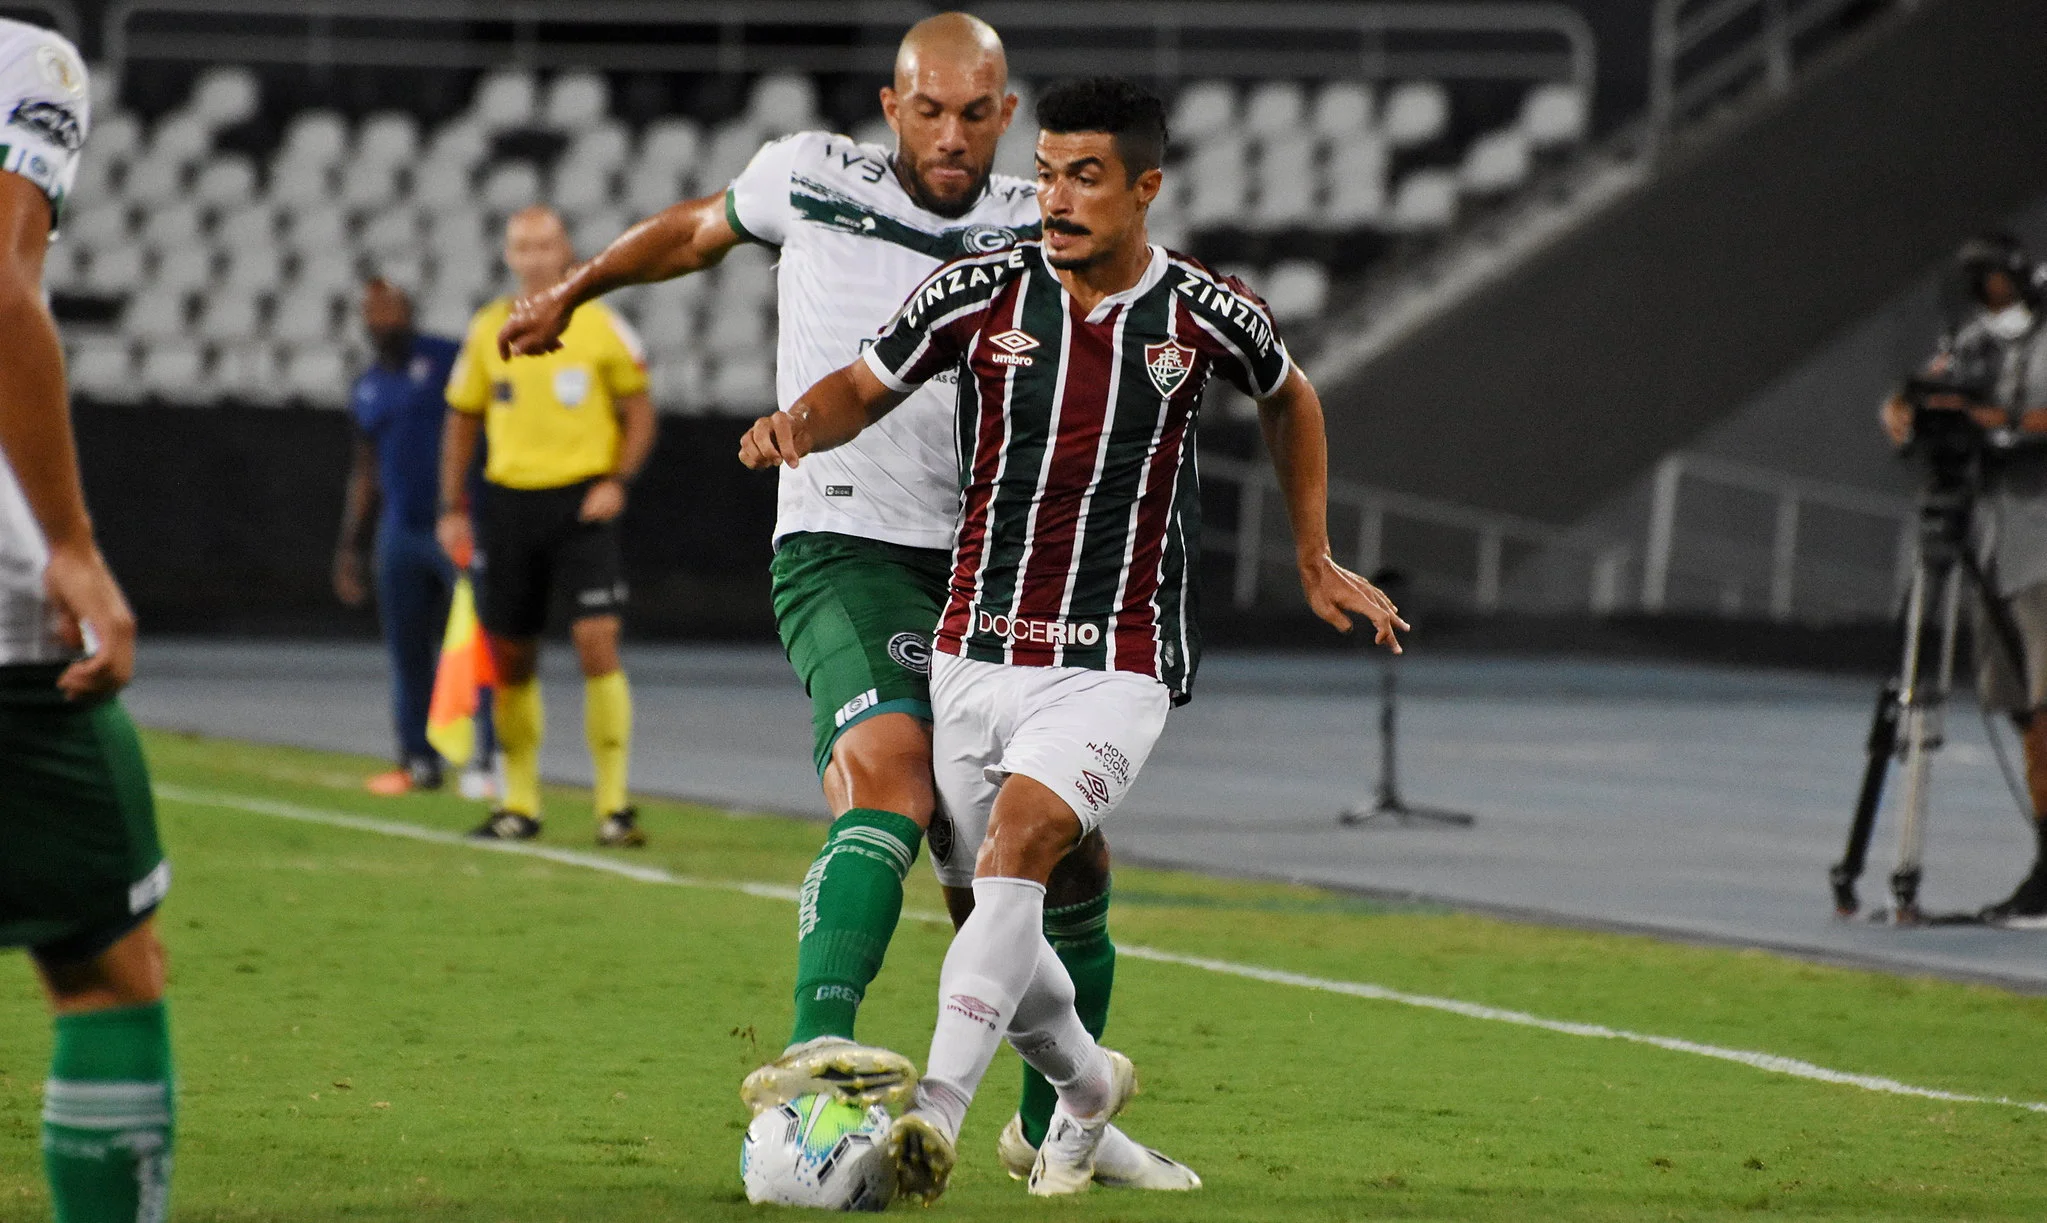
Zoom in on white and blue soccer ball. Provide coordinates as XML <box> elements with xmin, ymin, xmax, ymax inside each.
<box><xmin>740</xmin><ymin>1093</ymin><xmax>894</xmax><ymax>1212</ymax></box>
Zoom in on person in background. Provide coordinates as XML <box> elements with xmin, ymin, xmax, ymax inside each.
<box><xmin>335</xmin><ymin>277</ymin><xmax>495</xmax><ymax>799</ymax></box>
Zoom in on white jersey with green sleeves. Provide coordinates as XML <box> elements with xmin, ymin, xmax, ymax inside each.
<box><xmin>725</xmin><ymin>130</ymin><xmax>1039</xmax><ymax>551</ymax></box>
<box><xmin>0</xmin><ymin>17</ymin><xmax>89</xmax><ymax>667</ymax></box>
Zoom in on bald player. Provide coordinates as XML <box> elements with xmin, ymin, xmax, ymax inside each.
<box><xmin>440</xmin><ymin>206</ymin><xmax>657</xmax><ymax>847</ymax></box>
<box><xmin>499</xmin><ymin>13</ymin><xmax>1197</xmax><ymax>1191</ymax></box>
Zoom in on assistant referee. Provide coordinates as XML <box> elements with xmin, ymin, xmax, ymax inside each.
<box><xmin>437</xmin><ymin>205</ymin><xmax>656</xmax><ymax>847</ymax></box>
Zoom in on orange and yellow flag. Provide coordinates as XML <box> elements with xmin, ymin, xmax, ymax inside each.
<box><xmin>426</xmin><ymin>574</ymin><xmax>495</xmax><ymax>766</ymax></box>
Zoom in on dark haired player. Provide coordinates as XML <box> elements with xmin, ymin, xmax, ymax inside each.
<box><xmin>742</xmin><ymin>77</ymin><xmax>1404</xmax><ymax>1200</ymax></box>
<box><xmin>0</xmin><ymin>18</ymin><xmax>176</xmax><ymax>1221</ymax></box>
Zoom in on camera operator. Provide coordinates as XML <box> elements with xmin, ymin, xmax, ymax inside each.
<box><xmin>1881</xmin><ymin>233</ymin><xmax>2047</xmax><ymax>924</ymax></box>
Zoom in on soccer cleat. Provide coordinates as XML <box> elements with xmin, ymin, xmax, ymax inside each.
<box><xmin>997</xmin><ymin>1114</ymin><xmax>1201</xmax><ymax>1190</ymax></box>
<box><xmin>1980</xmin><ymin>862</ymin><xmax>2047</xmax><ymax>928</ymax></box>
<box><xmin>596</xmin><ymin>807</ymin><xmax>646</xmax><ymax>848</ymax></box>
<box><xmin>366</xmin><ymin>757</ymin><xmax>443</xmax><ymax>796</ymax></box>
<box><xmin>886</xmin><ymin>1112</ymin><xmax>956</xmax><ymax>1206</ymax></box>
<box><xmin>469</xmin><ymin>810</ymin><xmax>540</xmax><ymax>840</ymax></box>
<box><xmin>739</xmin><ymin>1037</ymin><xmax>918</xmax><ymax>1113</ymax></box>
<box><xmin>1027</xmin><ymin>1049</ymin><xmax>1138</xmax><ymax>1197</ymax></box>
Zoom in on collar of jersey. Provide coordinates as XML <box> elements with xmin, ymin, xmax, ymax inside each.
<box><xmin>1039</xmin><ymin>243</ymin><xmax>1168</xmax><ymax>324</ymax></box>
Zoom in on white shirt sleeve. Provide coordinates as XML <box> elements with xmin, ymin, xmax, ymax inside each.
<box><xmin>0</xmin><ymin>22</ymin><xmax>88</xmax><ymax>224</ymax></box>
<box><xmin>724</xmin><ymin>131</ymin><xmax>816</xmax><ymax>247</ymax></box>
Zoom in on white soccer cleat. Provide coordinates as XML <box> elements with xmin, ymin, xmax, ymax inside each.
<box><xmin>998</xmin><ymin>1112</ymin><xmax>1201</xmax><ymax>1189</ymax></box>
<box><xmin>886</xmin><ymin>1111</ymin><xmax>957</xmax><ymax>1205</ymax></box>
<box><xmin>1026</xmin><ymin>1048</ymin><xmax>1138</xmax><ymax>1197</ymax></box>
<box><xmin>738</xmin><ymin>1036</ymin><xmax>917</xmax><ymax>1114</ymax></box>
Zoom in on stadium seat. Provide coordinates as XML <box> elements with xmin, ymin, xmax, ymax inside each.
<box><xmin>1251</xmin><ymin>136</ymin><xmax>1319</xmax><ymax>229</ymax></box>
<box><xmin>123</xmin><ymin>287</ymin><xmax>189</xmax><ymax>341</ymax></box>
<box><xmin>69</xmin><ymin>337</ymin><xmax>138</xmax><ymax>402</ymax></box>
<box><xmin>1381</xmin><ymin>80</ymin><xmax>1450</xmax><ymax>148</ymax></box>
<box><xmin>278</xmin><ymin>111</ymin><xmax>350</xmax><ymax>170</ymax></box>
<box><xmin>430</xmin><ymin>242</ymin><xmax>493</xmax><ymax>301</ymax></box>
<box><xmin>1323</xmin><ymin>133</ymin><xmax>1388</xmax><ymax>225</ymax></box>
<box><xmin>221</xmin><ymin>244</ymin><xmax>283</xmax><ymax>292</ymax></box>
<box><xmin>64</xmin><ymin>202</ymin><xmax>131</xmax><ymax>253</ymax></box>
<box><xmin>356</xmin><ymin>112</ymin><xmax>421</xmax><ymax>168</ymax></box>
<box><xmin>1262</xmin><ymin>260</ymin><xmax>1330</xmax><ymax>323</ymax></box>
<box><xmin>422</xmin><ymin>208</ymin><xmax>486</xmax><ymax>256</ymax></box>
<box><xmin>192</xmin><ymin>154</ymin><xmax>257</xmax><ymax>209</ymax></box>
<box><xmin>1243</xmin><ymin>81</ymin><xmax>1306</xmax><ymax>140</ymax></box>
<box><xmin>372</xmin><ymin>250</ymin><xmax>426</xmax><ymax>297</ymax></box>
<box><xmin>141</xmin><ymin>201</ymin><xmax>203</xmax><ymax>250</ymax></box>
<box><xmin>410</xmin><ymin>158</ymin><xmax>474</xmax><ymax>209</ymax></box>
<box><xmin>424</xmin><ymin>119</ymin><xmax>489</xmax><ymax>171</ymax></box>
<box><xmin>417</xmin><ymin>289</ymin><xmax>477</xmax><ymax>341</ymax></box>
<box><xmin>188</xmin><ymin>65</ymin><xmax>260</xmax><ymax>129</ymax></box>
<box><xmin>123</xmin><ymin>153</ymin><xmax>188</xmax><ymax>203</ymax></box>
<box><xmin>215</xmin><ymin>202</ymin><xmax>280</xmax><ymax>250</ymax></box>
<box><xmin>138</xmin><ymin>340</ymin><xmax>210</xmax><ymax>404</ymax></box>
<box><xmin>571</xmin><ymin>207</ymin><xmax>629</xmax><ymax>256</ymax></box>
<box><xmin>90</xmin><ymin>111</ymin><xmax>143</xmax><ymax>164</ymax></box>
<box><xmin>267</xmin><ymin>157</ymin><xmax>334</xmax><ymax>208</ymax></box>
<box><xmin>851</xmin><ymin>116</ymin><xmax>892</xmax><ymax>150</ymax></box>
<box><xmin>282</xmin><ymin>344</ymin><xmax>350</xmax><ymax>407</ymax></box>
<box><xmin>270</xmin><ymin>287</ymin><xmax>338</xmax><ymax>343</ymax></box>
<box><xmin>621</xmin><ymin>165</ymin><xmax>684</xmax><ymax>215</ymax></box>
<box><xmin>283</xmin><ymin>205</ymin><xmax>348</xmax><ymax>256</ymax></box>
<box><xmin>638</xmin><ymin>117</ymin><xmax>703</xmax><ymax>174</ymax></box>
<box><xmin>749</xmin><ymin>72</ymin><xmax>819</xmax><ymax>135</ymax></box>
<box><xmin>471</xmin><ymin>70</ymin><xmax>538</xmax><ymax>132</ymax></box>
<box><xmin>359</xmin><ymin>205</ymin><xmax>422</xmax><ymax>258</ymax></box>
<box><xmin>992</xmin><ymin>78</ymin><xmax>1036</xmax><ymax>179</ymax></box>
<box><xmin>542</xmin><ymin>70</ymin><xmax>610</xmax><ymax>131</ymax></box>
<box><xmin>154</xmin><ymin>245</ymin><xmax>215</xmax><ymax>294</ymax></box>
<box><xmin>716</xmin><ymin>244</ymin><xmax>776</xmax><ymax>306</ymax></box>
<box><xmin>195</xmin><ymin>289</ymin><xmax>263</xmax><ymax>343</ymax></box>
<box><xmin>295</xmin><ymin>249</ymin><xmax>359</xmax><ymax>298</ymax></box>
<box><xmin>565</xmin><ymin>120</ymin><xmax>632</xmax><ymax>173</ymax></box>
<box><xmin>339</xmin><ymin>161</ymin><xmax>401</xmax><ymax>211</ymax></box>
<box><xmin>1311</xmin><ymin>81</ymin><xmax>1375</xmax><ymax>138</ymax></box>
<box><xmin>649</xmin><ymin>355</ymin><xmax>705</xmax><ymax>416</ymax></box>
<box><xmin>480</xmin><ymin>161</ymin><xmax>542</xmax><ymax>213</ymax></box>
<box><xmin>638</xmin><ymin>277</ymin><xmax>704</xmax><ymax>342</ymax></box>
<box><xmin>550</xmin><ymin>161</ymin><xmax>614</xmax><ymax>218</ymax></box>
<box><xmin>705</xmin><ymin>304</ymin><xmax>768</xmax><ymax>355</ymax></box>
<box><xmin>708</xmin><ymin>352</ymin><xmax>773</xmax><ymax>408</ymax></box>
<box><xmin>82</xmin><ymin>243</ymin><xmax>147</xmax><ymax>295</ymax></box>
<box><xmin>43</xmin><ymin>242</ymin><xmax>82</xmax><ymax>293</ymax></box>
<box><xmin>705</xmin><ymin>121</ymin><xmax>769</xmax><ymax>192</ymax></box>
<box><xmin>1461</xmin><ymin>128</ymin><xmax>1532</xmax><ymax>195</ymax></box>
<box><xmin>1185</xmin><ymin>134</ymin><xmax>1250</xmax><ymax>229</ymax></box>
<box><xmin>1170</xmin><ymin>80</ymin><xmax>1237</xmax><ymax>143</ymax></box>
<box><xmin>1521</xmin><ymin>82</ymin><xmax>1588</xmax><ymax>148</ymax></box>
<box><xmin>1386</xmin><ymin>168</ymin><xmax>1459</xmax><ymax>231</ymax></box>
<box><xmin>213</xmin><ymin>341</ymin><xmax>285</xmax><ymax>405</ymax></box>
<box><xmin>150</xmin><ymin>112</ymin><xmax>213</xmax><ymax>166</ymax></box>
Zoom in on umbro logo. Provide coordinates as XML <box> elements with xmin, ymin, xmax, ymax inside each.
<box><xmin>987</xmin><ymin>329</ymin><xmax>1039</xmax><ymax>367</ymax></box>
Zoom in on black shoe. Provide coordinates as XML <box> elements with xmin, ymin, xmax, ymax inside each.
<box><xmin>469</xmin><ymin>810</ymin><xmax>541</xmax><ymax>841</ymax></box>
<box><xmin>406</xmin><ymin>756</ymin><xmax>444</xmax><ymax>792</ymax></box>
<box><xmin>1980</xmin><ymin>863</ymin><xmax>2047</xmax><ymax>926</ymax></box>
<box><xmin>596</xmin><ymin>807</ymin><xmax>646</xmax><ymax>848</ymax></box>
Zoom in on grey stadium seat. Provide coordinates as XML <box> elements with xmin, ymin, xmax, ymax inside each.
<box><xmin>282</xmin><ymin>344</ymin><xmax>351</xmax><ymax>407</ymax></box>
<box><xmin>68</xmin><ymin>338</ymin><xmax>139</xmax><ymax>403</ymax></box>
<box><xmin>1381</xmin><ymin>80</ymin><xmax>1449</xmax><ymax>148</ymax></box>
<box><xmin>138</xmin><ymin>340</ymin><xmax>210</xmax><ymax>404</ymax></box>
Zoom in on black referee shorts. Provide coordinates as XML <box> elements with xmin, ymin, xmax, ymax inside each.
<box><xmin>475</xmin><ymin>479</ymin><xmax>628</xmax><ymax>639</ymax></box>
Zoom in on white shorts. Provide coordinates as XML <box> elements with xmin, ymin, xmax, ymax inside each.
<box><xmin>925</xmin><ymin>650</ymin><xmax>1172</xmax><ymax>888</ymax></box>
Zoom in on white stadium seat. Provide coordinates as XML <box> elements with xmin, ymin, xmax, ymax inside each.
<box><xmin>1521</xmin><ymin>82</ymin><xmax>1588</xmax><ymax>148</ymax></box>
<box><xmin>851</xmin><ymin>117</ymin><xmax>892</xmax><ymax>151</ymax></box>
<box><xmin>749</xmin><ymin>72</ymin><xmax>819</xmax><ymax>135</ymax></box>
<box><xmin>480</xmin><ymin>161</ymin><xmax>542</xmax><ymax>213</ymax></box>
<box><xmin>704</xmin><ymin>121</ymin><xmax>768</xmax><ymax>193</ymax></box>
<box><xmin>82</xmin><ymin>243</ymin><xmax>147</xmax><ymax>295</ymax></box>
<box><xmin>705</xmin><ymin>304</ymin><xmax>768</xmax><ymax>355</ymax></box>
<box><xmin>213</xmin><ymin>342</ymin><xmax>285</xmax><ymax>405</ymax></box>
<box><xmin>1170</xmin><ymin>80</ymin><xmax>1237</xmax><ymax>143</ymax></box>
<box><xmin>295</xmin><ymin>249</ymin><xmax>359</xmax><ymax>298</ymax></box>
<box><xmin>339</xmin><ymin>160</ymin><xmax>401</xmax><ymax>211</ymax></box>
<box><xmin>638</xmin><ymin>117</ymin><xmax>703</xmax><ymax>173</ymax></box>
<box><xmin>192</xmin><ymin>154</ymin><xmax>257</xmax><ymax>209</ymax></box>
<box><xmin>153</xmin><ymin>245</ymin><xmax>214</xmax><ymax>294</ymax></box>
<box><xmin>1381</xmin><ymin>80</ymin><xmax>1450</xmax><ymax>148</ymax></box>
<box><xmin>715</xmin><ymin>244</ymin><xmax>776</xmax><ymax>306</ymax></box>
<box><xmin>215</xmin><ymin>203</ymin><xmax>279</xmax><ymax>250</ymax></box>
<box><xmin>421</xmin><ymin>208</ymin><xmax>486</xmax><ymax>255</ymax></box>
<box><xmin>1262</xmin><ymin>260</ymin><xmax>1330</xmax><ymax>324</ymax></box>
<box><xmin>370</xmin><ymin>250</ymin><xmax>427</xmax><ymax>297</ymax></box>
<box><xmin>266</xmin><ymin>156</ymin><xmax>334</xmax><ymax>208</ymax></box>
<box><xmin>418</xmin><ymin>290</ymin><xmax>478</xmax><ymax>340</ymax></box>
<box><xmin>270</xmin><ymin>288</ymin><xmax>338</xmax><ymax>344</ymax></box>
<box><xmin>1385</xmin><ymin>168</ymin><xmax>1459</xmax><ymax>231</ymax></box>
<box><xmin>196</xmin><ymin>288</ymin><xmax>264</xmax><ymax>342</ymax></box>
<box><xmin>571</xmin><ymin>207</ymin><xmax>630</xmax><ymax>256</ymax></box>
<box><xmin>542</xmin><ymin>70</ymin><xmax>610</xmax><ymax>131</ymax></box>
<box><xmin>123</xmin><ymin>287</ymin><xmax>189</xmax><ymax>341</ymax></box>
<box><xmin>138</xmin><ymin>340</ymin><xmax>210</xmax><ymax>403</ymax></box>
<box><xmin>141</xmin><ymin>201</ymin><xmax>203</xmax><ymax>250</ymax></box>
<box><xmin>1251</xmin><ymin>136</ymin><xmax>1318</xmax><ymax>229</ymax></box>
<box><xmin>992</xmin><ymin>79</ymin><xmax>1036</xmax><ymax>180</ymax></box>
<box><xmin>64</xmin><ymin>203</ymin><xmax>131</xmax><ymax>253</ymax></box>
<box><xmin>221</xmin><ymin>243</ymin><xmax>283</xmax><ymax>293</ymax></box>
<box><xmin>358</xmin><ymin>206</ymin><xmax>421</xmax><ymax>258</ymax></box>
<box><xmin>429</xmin><ymin>243</ymin><xmax>492</xmax><ymax>300</ymax></box>
<box><xmin>471</xmin><ymin>70</ymin><xmax>538</xmax><ymax>131</ymax></box>
<box><xmin>1323</xmin><ymin>133</ymin><xmax>1388</xmax><ymax>226</ymax></box>
<box><xmin>283</xmin><ymin>205</ymin><xmax>348</xmax><ymax>255</ymax></box>
<box><xmin>122</xmin><ymin>153</ymin><xmax>188</xmax><ymax>204</ymax></box>
<box><xmin>425</xmin><ymin>119</ymin><xmax>490</xmax><ymax>170</ymax></box>
<box><xmin>565</xmin><ymin>120</ymin><xmax>632</xmax><ymax>173</ymax></box>
<box><xmin>69</xmin><ymin>337</ymin><xmax>138</xmax><ymax>402</ymax></box>
<box><xmin>282</xmin><ymin>344</ymin><xmax>350</xmax><ymax>407</ymax></box>
<box><xmin>43</xmin><ymin>242</ymin><xmax>83</xmax><ymax>292</ymax></box>
<box><xmin>356</xmin><ymin>112</ymin><xmax>421</xmax><ymax>168</ymax></box>
<box><xmin>410</xmin><ymin>158</ymin><xmax>474</xmax><ymax>209</ymax></box>
<box><xmin>1243</xmin><ymin>81</ymin><xmax>1306</xmax><ymax>140</ymax></box>
<box><xmin>1312</xmin><ymin>81</ymin><xmax>1374</xmax><ymax>139</ymax></box>
<box><xmin>549</xmin><ymin>160</ymin><xmax>615</xmax><ymax>218</ymax></box>
<box><xmin>650</xmin><ymin>355</ymin><xmax>705</xmax><ymax>416</ymax></box>
<box><xmin>708</xmin><ymin>352</ymin><xmax>773</xmax><ymax>408</ymax></box>
<box><xmin>91</xmin><ymin>112</ymin><xmax>143</xmax><ymax>164</ymax></box>
<box><xmin>189</xmin><ymin>66</ymin><xmax>260</xmax><ymax>129</ymax></box>
<box><xmin>150</xmin><ymin>112</ymin><xmax>213</xmax><ymax>165</ymax></box>
<box><xmin>1461</xmin><ymin>128</ymin><xmax>1532</xmax><ymax>195</ymax></box>
<box><xmin>638</xmin><ymin>277</ymin><xmax>704</xmax><ymax>343</ymax></box>
<box><xmin>278</xmin><ymin>111</ymin><xmax>350</xmax><ymax>169</ymax></box>
<box><xmin>620</xmin><ymin>163</ymin><xmax>685</xmax><ymax>216</ymax></box>
<box><xmin>1185</xmin><ymin>134</ymin><xmax>1249</xmax><ymax>228</ymax></box>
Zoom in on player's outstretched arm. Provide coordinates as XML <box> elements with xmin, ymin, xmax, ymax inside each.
<box><xmin>0</xmin><ymin>173</ymin><xmax>137</xmax><ymax>697</ymax></box>
<box><xmin>739</xmin><ymin>361</ymin><xmax>907</xmax><ymax>471</ymax></box>
<box><xmin>1257</xmin><ymin>366</ymin><xmax>1407</xmax><ymax>653</ymax></box>
<box><xmin>500</xmin><ymin>192</ymin><xmax>742</xmax><ymax>358</ymax></box>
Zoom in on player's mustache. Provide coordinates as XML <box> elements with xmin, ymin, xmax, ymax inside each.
<box><xmin>1044</xmin><ymin>218</ymin><xmax>1092</xmax><ymax>236</ymax></box>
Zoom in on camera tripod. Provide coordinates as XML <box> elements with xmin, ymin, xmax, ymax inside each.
<box><xmin>1339</xmin><ymin>643</ymin><xmax>1476</xmax><ymax>829</ymax></box>
<box><xmin>1829</xmin><ymin>478</ymin><xmax>2029</xmax><ymax>923</ymax></box>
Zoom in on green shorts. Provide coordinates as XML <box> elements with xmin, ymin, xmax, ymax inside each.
<box><xmin>771</xmin><ymin>531</ymin><xmax>952</xmax><ymax>776</ymax></box>
<box><xmin>0</xmin><ymin>664</ymin><xmax>168</xmax><ymax>964</ymax></box>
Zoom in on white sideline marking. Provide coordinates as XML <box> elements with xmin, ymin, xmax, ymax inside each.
<box><xmin>160</xmin><ymin>784</ymin><xmax>2047</xmax><ymax>1116</ymax></box>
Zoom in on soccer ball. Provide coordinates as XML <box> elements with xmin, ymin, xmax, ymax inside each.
<box><xmin>740</xmin><ymin>1093</ymin><xmax>894</xmax><ymax>1212</ymax></box>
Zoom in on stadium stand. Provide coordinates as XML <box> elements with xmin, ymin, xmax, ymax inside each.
<box><xmin>53</xmin><ymin>60</ymin><xmax>1591</xmax><ymax>413</ymax></box>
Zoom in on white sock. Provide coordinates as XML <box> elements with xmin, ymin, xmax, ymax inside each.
<box><xmin>916</xmin><ymin>877</ymin><xmax>1046</xmax><ymax>1142</ymax></box>
<box><xmin>1007</xmin><ymin>939</ymin><xmax>1113</xmax><ymax>1117</ymax></box>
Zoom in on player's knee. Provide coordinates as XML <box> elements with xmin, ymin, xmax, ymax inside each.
<box><xmin>978</xmin><ymin>779</ymin><xmax>1081</xmax><ymax>882</ymax></box>
<box><xmin>37</xmin><ymin>921</ymin><xmax>167</xmax><ymax>1009</ymax></box>
<box><xmin>491</xmin><ymin>636</ymin><xmax>539</xmax><ymax>685</ymax></box>
<box><xmin>829</xmin><ymin>715</ymin><xmax>936</xmax><ymax>823</ymax></box>
<box><xmin>1047</xmin><ymin>829</ymin><xmax>1111</xmax><ymax>907</ymax></box>
<box><xmin>571</xmin><ymin>617</ymin><xmax>621</xmax><ymax>676</ymax></box>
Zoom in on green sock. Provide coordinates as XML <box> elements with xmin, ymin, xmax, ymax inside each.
<box><xmin>788</xmin><ymin>809</ymin><xmax>922</xmax><ymax>1047</ymax></box>
<box><xmin>42</xmin><ymin>1002</ymin><xmax>175</xmax><ymax>1223</ymax></box>
<box><xmin>1020</xmin><ymin>889</ymin><xmax>1116</xmax><ymax>1147</ymax></box>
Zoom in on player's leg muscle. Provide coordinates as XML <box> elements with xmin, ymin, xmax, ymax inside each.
<box><xmin>570</xmin><ymin>613</ymin><xmax>621</xmax><ymax>677</ymax></box>
<box><xmin>33</xmin><ymin>920</ymin><xmax>166</xmax><ymax>1013</ymax></box>
<box><xmin>975</xmin><ymin>774</ymin><xmax>1083</xmax><ymax>884</ymax></box>
<box><xmin>823</xmin><ymin>712</ymin><xmax>936</xmax><ymax>824</ymax></box>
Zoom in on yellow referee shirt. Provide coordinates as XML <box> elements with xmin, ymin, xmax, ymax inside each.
<box><xmin>446</xmin><ymin>299</ymin><xmax>650</xmax><ymax>491</ymax></box>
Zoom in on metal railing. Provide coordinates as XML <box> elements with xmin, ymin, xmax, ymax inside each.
<box><xmin>1640</xmin><ymin>451</ymin><xmax>1910</xmax><ymax>621</ymax></box>
<box><xmin>1204</xmin><ymin>454</ymin><xmax>1629</xmax><ymax>614</ymax></box>
<box><xmin>104</xmin><ymin>1</ymin><xmax>1595</xmax><ymax>89</ymax></box>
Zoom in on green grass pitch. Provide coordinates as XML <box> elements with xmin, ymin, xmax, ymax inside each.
<box><xmin>2</xmin><ymin>730</ymin><xmax>2045</xmax><ymax>1221</ymax></box>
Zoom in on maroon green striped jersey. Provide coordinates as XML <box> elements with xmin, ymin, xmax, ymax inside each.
<box><xmin>860</xmin><ymin>242</ymin><xmax>1292</xmax><ymax>700</ymax></box>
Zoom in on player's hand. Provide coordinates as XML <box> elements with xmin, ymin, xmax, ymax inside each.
<box><xmin>437</xmin><ymin>509</ymin><xmax>475</xmax><ymax>569</ymax></box>
<box><xmin>498</xmin><ymin>285</ymin><xmax>573</xmax><ymax>359</ymax></box>
<box><xmin>42</xmin><ymin>541</ymin><xmax>137</xmax><ymax>699</ymax></box>
<box><xmin>739</xmin><ymin>410</ymin><xmax>814</xmax><ymax>470</ymax></box>
<box><xmin>579</xmin><ymin>477</ymin><xmax>626</xmax><ymax>523</ymax></box>
<box><xmin>1880</xmin><ymin>396</ymin><xmax>1913</xmax><ymax>447</ymax></box>
<box><xmin>1299</xmin><ymin>554</ymin><xmax>1407</xmax><ymax>653</ymax></box>
<box><xmin>332</xmin><ymin>547</ymin><xmax>367</xmax><ymax>607</ymax></box>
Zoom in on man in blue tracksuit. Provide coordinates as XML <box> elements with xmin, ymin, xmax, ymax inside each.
<box><xmin>334</xmin><ymin>278</ymin><xmax>492</xmax><ymax>795</ymax></box>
